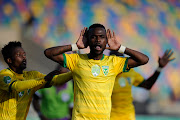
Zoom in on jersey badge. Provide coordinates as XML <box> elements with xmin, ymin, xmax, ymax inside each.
<box><xmin>3</xmin><ymin>76</ymin><xmax>11</xmax><ymax>84</ymax></box>
<box><xmin>18</xmin><ymin>91</ymin><xmax>24</xmax><ymax>97</ymax></box>
<box><xmin>102</xmin><ymin>66</ymin><xmax>109</xmax><ymax>76</ymax></box>
<box><xmin>91</xmin><ymin>65</ymin><xmax>100</xmax><ymax>77</ymax></box>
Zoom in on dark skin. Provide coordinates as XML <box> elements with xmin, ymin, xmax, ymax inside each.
<box><xmin>7</xmin><ymin>47</ymin><xmax>27</xmax><ymax>74</ymax></box>
<box><xmin>44</xmin><ymin>27</ymin><xmax>149</xmax><ymax>68</ymax></box>
<box><xmin>7</xmin><ymin>47</ymin><xmax>60</xmax><ymax>82</ymax></box>
<box><xmin>139</xmin><ymin>49</ymin><xmax>175</xmax><ymax>89</ymax></box>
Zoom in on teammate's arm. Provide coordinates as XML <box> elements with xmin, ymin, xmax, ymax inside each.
<box><xmin>0</xmin><ymin>73</ymin><xmax>46</xmax><ymax>92</ymax></box>
<box><xmin>45</xmin><ymin>71</ymin><xmax>72</xmax><ymax>86</ymax></box>
<box><xmin>139</xmin><ymin>49</ymin><xmax>175</xmax><ymax>89</ymax></box>
<box><xmin>106</xmin><ymin>29</ymin><xmax>149</xmax><ymax>68</ymax></box>
<box><xmin>10</xmin><ymin>78</ymin><xmax>45</xmax><ymax>92</ymax></box>
<box><xmin>44</xmin><ymin>27</ymin><xmax>88</xmax><ymax>66</ymax></box>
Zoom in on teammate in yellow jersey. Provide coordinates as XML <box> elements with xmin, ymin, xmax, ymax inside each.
<box><xmin>0</xmin><ymin>41</ymin><xmax>72</xmax><ymax>120</ymax></box>
<box><xmin>110</xmin><ymin>50</ymin><xmax>175</xmax><ymax>120</ymax></box>
<box><xmin>44</xmin><ymin>23</ymin><xmax>149</xmax><ymax>120</ymax></box>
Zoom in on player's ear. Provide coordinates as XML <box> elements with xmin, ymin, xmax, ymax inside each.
<box><xmin>7</xmin><ymin>58</ymin><xmax>12</xmax><ymax>64</ymax></box>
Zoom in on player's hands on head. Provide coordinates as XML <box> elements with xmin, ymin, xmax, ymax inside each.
<box><xmin>106</xmin><ymin>29</ymin><xmax>121</xmax><ymax>51</ymax></box>
<box><xmin>44</xmin><ymin>70</ymin><xmax>61</xmax><ymax>81</ymax></box>
<box><xmin>158</xmin><ymin>49</ymin><xmax>175</xmax><ymax>68</ymax></box>
<box><xmin>76</xmin><ymin>27</ymin><xmax>88</xmax><ymax>49</ymax></box>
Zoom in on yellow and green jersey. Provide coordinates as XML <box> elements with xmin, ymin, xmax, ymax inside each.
<box><xmin>0</xmin><ymin>68</ymin><xmax>46</xmax><ymax>120</ymax></box>
<box><xmin>63</xmin><ymin>53</ymin><xmax>128</xmax><ymax>120</ymax></box>
<box><xmin>110</xmin><ymin>69</ymin><xmax>144</xmax><ymax>120</ymax></box>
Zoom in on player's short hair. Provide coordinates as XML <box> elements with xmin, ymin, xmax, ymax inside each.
<box><xmin>1</xmin><ymin>41</ymin><xmax>22</xmax><ymax>63</ymax></box>
<box><xmin>87</xmin><ymin>23</ymin><xmax>106</xmax><ymax>38</ymax></box>
<box><xmin>89</xmin><ymin>23</ymin><xmax>106</xmax><ymax>30</ymax></box>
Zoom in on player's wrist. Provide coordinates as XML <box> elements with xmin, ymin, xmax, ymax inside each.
<box><xmin>71</xmin><ymin>43</ymin><xmax>79</xmax><ymax>51</ymax></box>
<box><xmin>118</xmin><ymin>45</ymin><xmax>126</xmax><ymax>53</ymax></box>
<box><xmin>156</xmin><ymin>67</ymin><xmax>162</xmax><ymax>72</ymax></box>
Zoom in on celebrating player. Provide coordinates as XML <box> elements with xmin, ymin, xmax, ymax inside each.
<box><xmin>44</xmin><ymin>23</ymin><xmax>149</xmax><ymax>120</ymax></box>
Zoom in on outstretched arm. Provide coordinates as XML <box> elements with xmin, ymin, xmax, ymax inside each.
<box><xmin>106</xmin><ymin>29</ymin><xmax>149</xmax><ymax>68</ymax></box>
<box><xmin>139</xmin><ymin>49</ymin><xmax>175</xmax><ymax>90</ymax></box>
<box><xmin>44</xmin><ymin>27</ymin><xmax>88</xmax><ymax>65</ymax></box>
<box><xmin>44</xmin><ymin>69</ymin><xmax>72</xmax><ymax>86</ymax></box>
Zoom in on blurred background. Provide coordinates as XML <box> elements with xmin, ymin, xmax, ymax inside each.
<box><xmin>0</xmin><ymin>0</ymin><xmax>180</xmax><ymax>120</ymax></box>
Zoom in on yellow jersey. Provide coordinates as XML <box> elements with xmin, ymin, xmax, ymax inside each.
<box><xmin>63</xmin><ymin>53</ymin><xmax>128</xmax><ymax>120</ymax></box>
<box><xmin>0</xmin><ymin>68</ymin><xmax>46</xmax><ymax>120</ymax></box>
<box><xmin>111</xmin><ymin>69</ymin><xmax>144</xmax><ymax>120</ymax></box>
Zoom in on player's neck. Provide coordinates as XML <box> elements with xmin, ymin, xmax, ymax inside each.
<box><xmin>9</xmin><ymin>66</ymin><xmax>23</xmax><ymax>74</ymax></box>
<box><xmin>88</xmin><ymin>53</ymin><xmax>104</xmax><ymax>60</ymax></box>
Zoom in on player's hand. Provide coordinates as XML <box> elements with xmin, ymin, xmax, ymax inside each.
<box><xmin>44</xmin><ymin>70</ymin><xmax>61</xmax><ymax>81</ymax></box>
<box><xmin>106</xmin><ymin>29</ymin><xmax>121</xmax><ymax>51</ymax></box>
<box><xmin>158</xmin><ymin>49</ymin><xmax>175</xmax><ymax>68</ymax></box>
<box><xmin>76</xmin><ymin>27</ymin><xmax>88</xmax><ymax>49</ymax></box>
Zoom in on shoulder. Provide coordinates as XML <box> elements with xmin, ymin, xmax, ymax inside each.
<box><xmin>0</xmin><ymin>69</ymin><xmax>14</xmax><ymax>84</ymax></box>
<box><xmin>0</xmin><ymin>69</ymin><xmax>13</xmax><ymax>77</ymax></box>
<box><xmin>107</xmin><ymin>55</ymin><xmax>127</xmax><ymax>61</ymax></box>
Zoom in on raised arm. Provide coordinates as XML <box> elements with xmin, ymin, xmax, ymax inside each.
<box><xmin>139</xmin><ymin>49</ymin><xmax>175</xmax><ymax>90</ymax></box>
<box><xmin>106</xmin><ymin>29</ymin><xmax>149</xmax><ymax>68</ymax></box>
<box><xmin>44</xmin><ymin>27</ymin><xmax>88</xmax><ymax>65</ymax></box>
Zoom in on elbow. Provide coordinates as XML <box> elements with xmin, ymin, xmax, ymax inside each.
<box><xmin>44</xmin><ymin>49</ymin><xmax>51</xmax><ymax>59</ymax></box>
<box><xmin>141</xmin><ymin>55</ymin><xmax>149</xmax><ymax>65</ymax></box>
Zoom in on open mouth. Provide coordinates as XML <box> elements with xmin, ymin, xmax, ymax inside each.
<box><xmin>94</xmin><ymin>45</ymin><xmax>101</xmax><ymax>51</ymax></box>
<box><xmin>22</xmin><ymin>60</ymin><xmax>26</xmax><ymax>65</ymax></box>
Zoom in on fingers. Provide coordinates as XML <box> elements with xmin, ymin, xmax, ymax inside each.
<box><xmin>113</xmin><ymin>31</ymin><xmax>116</xmax><ymax>38</ymax></box>
<box><xmin>80</xmin><ymin>27</ymin><xmax>87</xmax><ymax>36</ymax></box>
<box><xmin>169</xmin><ymin>57</ymin><xmax>175</xmax><ymax>61</ymax></box>
<box><xmin>109</xmin><ymin>29</ymin><xmax>112</xmax><ymax>38</ymax></box>
<box><xmin>164</xmin><ymin>49</ymin><xmax>169</xmax><ymax>56</ymax></box>
<box><xmin>167</xmin><ymin>49</ymin><xmax>173</xmax><ymax>58</ymax></box>
<box><xmin>107</xmin><ymin>29</ymin><xmax>110</xmax><ymax>39</ymax></box>
<box><xmin>107</xmin><ymin>29</ymin><xmax>113</xmax><ymax>39</ymax></box>
<box><xmin>162</xmin><ymin>49</ymin><xmax>175</xmax><ymax>61</ymax></box>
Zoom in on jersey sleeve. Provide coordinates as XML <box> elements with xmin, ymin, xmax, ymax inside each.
<box><xmin>113</xmin><ymin>56</ymin><xmax>129</xmax><ymax>75</ymax></box>
<box><xmin>50</xmin><ymin>72</ymin><xmax>72</xmax><ymax>86</ymax></box>
<box><xmin>63</xmin><ymin>53</ymin><xmax>79</xmax><ymax>71</ymax></box>
<box><xmin>131</xmin><ymin>69</ymin><xmax>144</xmax><ymax>86</ymax></box>
<box><xmin>30</xmin><ymin>71</ymin><xmax>48</xmax><ymax>91</ymax></box>
<box><xmin>11</xmin><ymin>78</ymin><xmax>45</xmax><ymax>92</ymax></box>
<box><xmin>0</xmin><ymin>73</ymin><xmax>16</xmax><ymax>92</ymax></box>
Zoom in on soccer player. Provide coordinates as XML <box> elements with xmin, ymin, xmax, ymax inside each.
<box><xmin>110</xmin><ymin>50</ymin><xmax>175</xmax><ymax>120</ymax></box>
<box><xmin>44</xmin><ymin>23</ymin><xmax>149</xmax><ymax>120</ymax></box>
<box><xmin>0</xmin><ymin>41</ymin><xmax>72</xmax><ymax>120</ymax></box>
